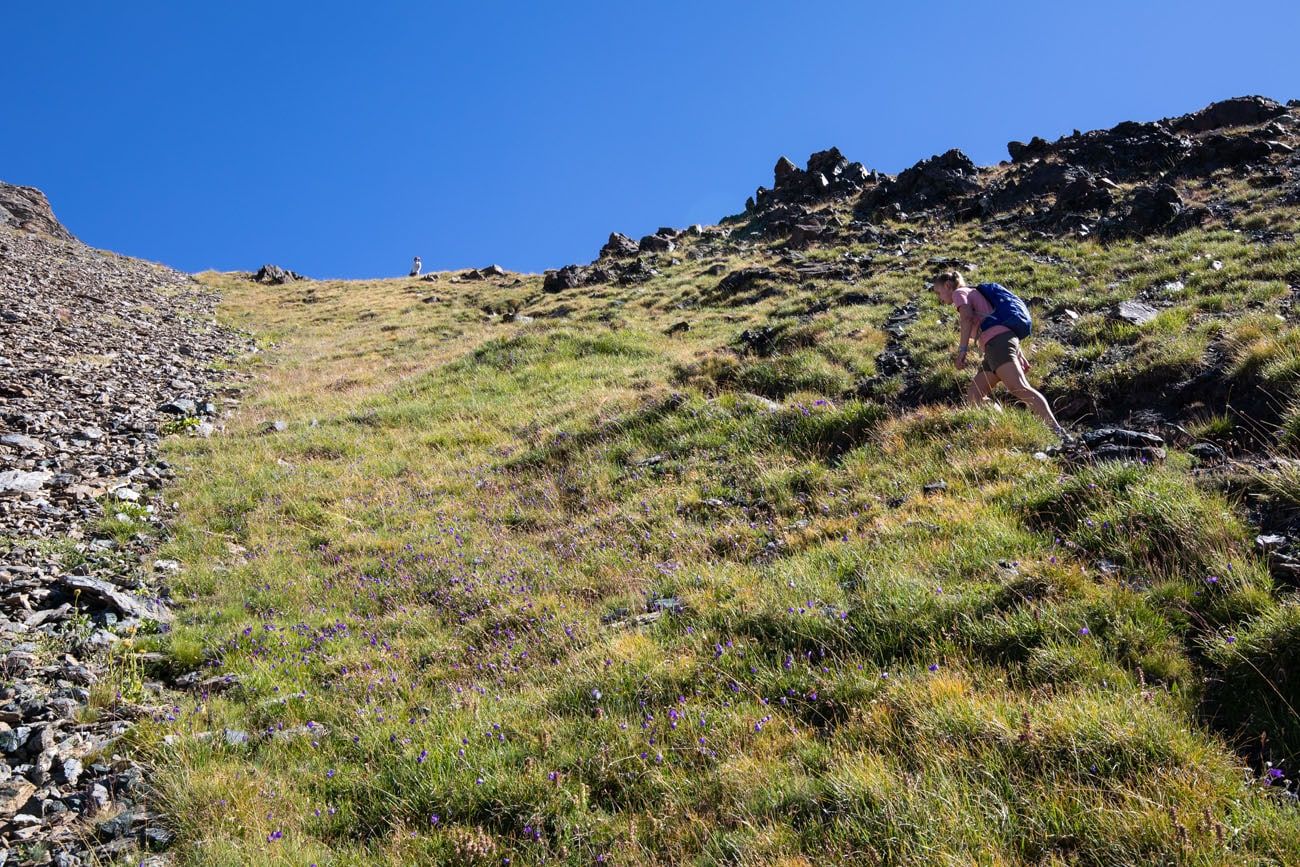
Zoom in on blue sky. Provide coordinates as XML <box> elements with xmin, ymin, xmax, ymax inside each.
<box><xmin>4</xmin><ymin>1</ymin><xmax>1297</xmax><ymax>278</ymax></box>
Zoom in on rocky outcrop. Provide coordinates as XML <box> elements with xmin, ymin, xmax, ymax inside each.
<box><xmin>1170</xmin><ymin>95</ymin><xmax>1290</xmax><ymax>134</ymax></box>
<box><xmin>457</xmin><ymin>264</ymin><xmax>508</xmax><ymax>281</ymax></box>
<box><xmin>542</xmin><ymin>257</ymin><xmax>659</xmax><ymax>294</ymax></box>
<box><xmin>1103</xmin><ymin>183</ymin><xmax>1207</xmax><ymax>238</ymax></box>
<box><xmin>599</xmin><ymin>232</ymin><xmax>640</xmax><ymax>258</ymax></box>
<box><xmin>0</xmin><ymin>186</ymin><xmax>246</xmax><ymax>863</ymax></box>
<box><xmin>252</xmin><ymin>264</ymin><xmax>305</xmax><ymax>285</ymax></box>
<box><xmin>0</xmin><ymin>183</ymin><xmax>75</xmax><ymax>242</ymax></box>
<box><xmin>857</xmin><ymin>149</ymin><xmax>982</xmax><ymax>219</ymax></box>
<box><xmin>749</xmin><ymin>148</ymin><xmax>876</xmax><ymax>215</ymax></box>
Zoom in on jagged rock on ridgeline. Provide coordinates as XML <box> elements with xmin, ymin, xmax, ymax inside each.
<box><xmin>1170</xmin><ymin>95</ymin><xmax>1290</xmax><ymax>134</ymax></box>
<box><xmin>0</xmin><ymin>182</ymin><xmax>75</xmax><ymax>241</ymax></box>
<box><xmin>252</xmin><ymin>264</ymin><xmax>305</xmax><ymax>285</ymax></box>
<box><xmin>750</xmin><ymin>147</ymin><xmax>875</xmax><ymax>214</ymax></box>
<box><xmin>1007</xmin><ymin>136</ymin><xmax>1052</xmax><ymax>163</ymax></box>
<box><xmin>858</xmin><ymin>149</ymin><xmax>982</xmax><ymax>218</ymax></box>
<box><xmin>599</xmin><ymin>232</ymin><xmax>640</xmax><ymax>258</ymax></box>
<box><xmin>459</xmin><ymin>264</ymin><xmax>508</xmax><ymax>281</ymax></box>
<box><xmin>543</xmin><ymin>264</ymin><xmax>590</xmax><ymax>293</ymax></box>
<box><xmin>638</xmin><ymin>233</ymin><xmax>676</xmax><ymax>253</ymax></box>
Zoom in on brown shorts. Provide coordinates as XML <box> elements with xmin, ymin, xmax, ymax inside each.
<box><xmin>981</xmin><ymin>332</ymin><xmax>1021</xmax><ymax>373</ymax></box>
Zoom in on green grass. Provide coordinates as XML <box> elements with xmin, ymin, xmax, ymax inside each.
<box><xmin>130</xmin><ymin>214</ymin><xmax>1300</xmax><ymax>865</ymax></box>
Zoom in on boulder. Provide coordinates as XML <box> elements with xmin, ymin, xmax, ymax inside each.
<box><xmin>459</xmin><ymin>265</ymin><xmax>507</xmax><ymax>281</ymax></box>
<box><xmin>787</xmin><ymin>221</ymin><xmax>831</xmax><ymax>248</ymax></box>
<box><xmin>599</xmin><ymin>232</ymin><xmax>640</xmax><ymax>258</ymax></box>
<box><xmin>774</xmin><ymin>156</ymin><xmax>802</xmax><ymax>188</ymax></box>
<box><xmin>638</xmin><ymin>233</ymin><xmax>676</xmax><ymax>253</ymax></box>
<box><xmin>1184</xmin><ymin>132</ymin><xmax>1284</xmax><ymax>173</ymax></box>
<box><xmin>1106</xmin><ymin>183</ymin><xmax>1206</xmax><ymax>237</ymax></box>
<box><xmin>57</xmin><ymin>575</ymin><xmax>173</xmax><ymax>623</ymax></box>
<box><xmin>542</xmin><ymin>264</ymin><xmax>590</xmax><ymax>293</ymax></box>
<box><xmin>1054</xmin><ymin>170</ymin><xmax>1117</xmax><ymax>213</ymax></box>
<box><xmin>1007</xmin><ymin>136</ymin><xmax>1051</xmax><ymax>163</ymax></box>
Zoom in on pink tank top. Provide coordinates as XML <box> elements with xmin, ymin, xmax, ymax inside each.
<box><xmin>951</xmin><ymin>286</ymin><xmax>1011</xmax><ymax>348</ymax></box>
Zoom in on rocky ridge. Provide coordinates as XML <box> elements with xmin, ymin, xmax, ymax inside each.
<box><xmin>0</xmin><ymin>187</ymin><xmax>246</xmax><ymax>865</ymax></box>
<box><xmin>543</xmin><ymin>95</ymin><xmax>1298</xmax><ymax>295</ymax></box>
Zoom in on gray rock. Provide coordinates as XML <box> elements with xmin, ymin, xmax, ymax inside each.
<box><xmin>0</xmin><ymin>433</ymin><xmax>44</xmax><ymax>453</ymax></box>
<box><xmin>1114</xmin><ymin>301</ymin><xmax>1159</xmax><ymax>326</ymax></box>
<box><xmin>158</xmin><ymin>398</ymin><xmax>197</xmax><ymax>416</ymax></box>
<box><xmin>0</xmin><ymin>470</ymin><xmax>52</xmax><ymax>494</ymax></box>
<box><xmin>56</xmin><ymin>575</ymin><xmax>172</xmax><ymax>624</ymax></box>
<box><xmin>57</xmin><ymin>758</ymin><xmax>82</xmax><ymax>786</ymax></box>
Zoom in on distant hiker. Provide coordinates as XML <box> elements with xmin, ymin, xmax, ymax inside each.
<box><xmin>410</xmin><ymin>256</ymin><xmax>422</xmax><ymax>277</ymax></box>
<box><xmin>930</xmin><ymin>271</ymin><xmax>1066</xmax><ymax>436</ymax></box>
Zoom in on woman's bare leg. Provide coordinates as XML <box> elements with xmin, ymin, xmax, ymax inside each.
<box><xmin>966</xmin><ymin>369</ymin><xmax>999</xmax><ymax>406</ymax></box>
<box><xmin>995</xmin><ymin>359</ymin><xmax>1063</xmax><ymax>432</ymax></box>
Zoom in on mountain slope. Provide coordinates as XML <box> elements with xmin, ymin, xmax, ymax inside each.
<box><xmin>72</xmin><ymin>96</ymin><xmax>1300</xmax><ymax>864</ymax></box>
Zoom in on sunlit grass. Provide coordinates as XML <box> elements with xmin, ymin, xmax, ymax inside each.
<box><xmin>135</xmin><ymin>217</ymin><xmax>1300</xmax><ymax>865</ymax></box>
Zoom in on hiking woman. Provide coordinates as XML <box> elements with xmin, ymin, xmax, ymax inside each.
<box><xmin>930</xmin><ymin>270</ymin><xmax>1065</xmax><ymax>436</ymax></box>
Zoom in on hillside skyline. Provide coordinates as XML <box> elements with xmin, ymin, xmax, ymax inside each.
<box><xmin>6</xmin><ymin>1</ymin><xmax>1299</xmax><ymax>278</ymax></box>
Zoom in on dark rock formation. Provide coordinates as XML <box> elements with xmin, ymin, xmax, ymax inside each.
<box><xmin>252</xmin><ymin>264</ymin><xmax>305</xmax><ymax>285</ymax></box>
<box><xmin>1170</xmin><ymin>95</ymin><xmax>1289</xmax><ymax>134</ymax></box>
<box><xmin>639</xmin><ymin>233</ymin><xmax>676</xmax><ymax>253</ymax></box>
<box><xmin>857</xmin><ymin>149</ymin><xmax>982</xmax><ymax>218</ymax></box>
<box><xmin>1104</xmin><ymin>183</ymin><xmax>1207</xmax><ymax>238</ymax></box>
<box><xmin>600</xmin><ymin>232</ymin><xmax>640</xmax><ymax>258</ymax></box>
<box><xmin>750</xmin><ymin>147</ymin><xmax>876</xmax><ymax>214</ymax></box>
<box><xmin>459</xmin><ymin>264</ymin><xmax>508</xmax><ymax>281</ymax></box>
<box><xmin>0</xmin><ymin>182</ymin><xmax>75</xmax><ymax>241</ymax></box>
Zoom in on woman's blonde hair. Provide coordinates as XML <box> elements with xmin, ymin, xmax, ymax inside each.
<box><xmin>932</xmin><ymin>270</ymin><xmax>967</xmax><ymax>288</ymax></box>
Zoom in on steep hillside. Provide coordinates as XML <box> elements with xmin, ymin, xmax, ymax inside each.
<box><xmin>12</xmin><ymin>95</ymin><xmax>1300</xmax><ymax>865</ymax></box>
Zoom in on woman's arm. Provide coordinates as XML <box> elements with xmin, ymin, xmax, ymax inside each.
<box><xmin>954</xmin><ymin>305</ymin><xmax>977</xmax><ymax>369</ymax></box>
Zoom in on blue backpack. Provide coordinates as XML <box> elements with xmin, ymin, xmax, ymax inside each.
<box><xmin>974</xmin><ymin>282</ymin><xmax>1032</xmax><ymax>340</ymax></box>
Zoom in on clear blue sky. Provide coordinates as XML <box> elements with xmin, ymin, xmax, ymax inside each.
<box><xmin>4</xmin><ymin>1</ymin><xmax>1297</xmax><ymax>278</ymax></box>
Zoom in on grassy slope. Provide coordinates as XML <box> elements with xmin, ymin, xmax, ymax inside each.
<box><xmin>121</xmin><ymin>178</ymin><xmax>1300</xmax><ymax>865</ymax></box>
